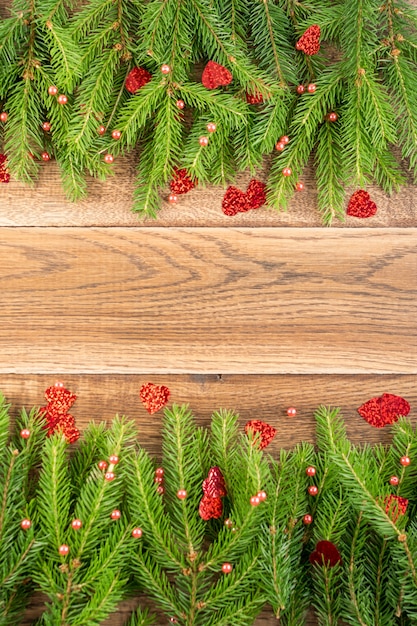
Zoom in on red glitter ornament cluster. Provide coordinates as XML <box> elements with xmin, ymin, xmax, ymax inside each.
<box><xmin>222</xmin><ymin>179</ymin><xmax>267</xmax><ymax>215</ymax></box>
<box><xmin>170</xmin><ymin>168</ymin><xmax>197</xmax><ymax>195</ymax></box>
<box><xmin>199</xmin><ymin>466</ymin><xmax>227</xmax><ymax>520</ymax></box>
<box><xmin>125</xmin><ymin>66</ymin><xmax>152</xmax><ymax>93</ymax></box>
<box><xmin>0</xmin><ymin>154</ymin><xmax>10</xmax><ymax>184</ymax></box>
<box><xmin>309</xmin><ymin>540</ymin><xmax>342</xmax><ymax>567</ymax></box>
<box><xmin>295</xmin><ymin>25</ymin><xmax>321</xmax><ymax>55</ymax></box>
<box><xmin>140</xmin><ymin>382</ymin><xmax>170</xmax><ymax>414</ymax></box>
<box><xmin>346</xmin><ymin>190</ymin><xmax>378</xmax><ymax>218</ymax></box>
<box><xmin>244</xmin><ymin>419</ymin><xmax>277</xmax><ymax>449</ymax></box>
<box><xmin>39</xmin><ymin>382</ymin><xmax>80</xmax><ymax>443</ymax></box>
<box><xmin>384</xmin><ymin>494</ymin><xmax>408</xmax><ymax>522</ymax></box>
<box><xmin>357</xmin><ymin>393</ymin><xmax>410</xmax><ymax>428</ymax></box>
<box><xmin>202</xmin><ymin>61</ymin><xmax>233</xmax><ymax>89</ymax></box>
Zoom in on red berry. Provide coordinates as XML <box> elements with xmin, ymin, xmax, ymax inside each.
<box><xmin>250</xmin><ymin>495</ymin><xmax>261</xmax><ymax>506</ymax></box>
<box><xmin>155</xmin><ymin>467</ymin><xmax>164</xmax><ymax>476</ymax></box>
<box><xmin>275</xmin><ymin>142</ymin><xmax>285</xmax><ymax>151</ymax></box>
<box><xmin>328</xmin><ymin>112</ymin><xmax>338</xmax><ymax>122</ymax></box>
<box><xmin>20</xmin><ymin>429</ymin><xmax>30</xmax><ymax>439</ymax></box>
<box><xmin>307</xmin><ymin>83</ymin><xmax>316</xmax><ymax>93</ymax></box>
<box><xmin>111</xmin><ymin>130</ymin><xmax>121</xmax><ymax>140</ymax></box>
<box><xmin>257</xmin><ymin>490</ymin><xmax>267</xmax><ymax>501</ymax></box>
<box><xmin>48</xmin><ymin>85</ymin><xmax>58</xmax><ymax>96</ymax></box>
<box><xmin>57</xmin><ymin>94</ymin><xmax>68</xmax><ymax>105</ymax></box>
<box><xmin>296</xmin><ymin>85</ymin><xmax>305</xmax><ymax>94</ymax></box>
<box><xmin>161</xmin><ymin>64</ymin><xmax>171</xmax><ymax>74</ymax></box>
<box><xmin>306</xmin><ymin>466</ymin><xmax>316</xmax><ymax>476</ymax></box>
<box><xmin>71</xmin><ymin>519</ymin><xmax>82</xmax><ymax>530</ymax></box>
<box><xmin>154</xmin><ymin>476</ymin><xmax>164</xmax><ymax>483</ymax></box>
<box><xmin>109</xmin><ymin>455</ymin><xmax>119</xmax><ymax>465</ymax></box>
<box><xmin>157</xmin><ymin>485</ymin><xmax>165</xmax><ymax>494</ymax></box>
<box><xmin>221</xmin><ymin>562</ymin><xmax>233</xmax><ymax>574</ymax></box>
<box><xmin>98</xmin><ymin>460</ymin><xmax>108</xmax><ymax>471</ymax></box>
<box><xmin>132</xmin><ymin>527</ymin><xmax>143</xmax><ymax>538</ymax></box>
<box><xmin>59</xmin><ymin>544</ymin><xmax>70</xmax><ymax>556</ymax></box>
<box><xmin>104</xmin><ymin>154</ymin><xmax>114</xmax><ymax>164</ymax></box>
<box><xmin>42</xmin><ymin>122</ymin><xmax>51</xmax><ymax>132</ymax></box>
<box><xmin>280</xmin><ymin>136</ymin><xmax>289</xmax><ymax>145</ymax></box>
<box><xmin>111</xmin><ymin>509</ymin><xmax>121</xmax><ymax>520</ymax></box>
<box><xmin>303</xmin><ymin>514</ymin><xmax>313</xmax><ymax>524</ymax></box>
<box><xmin>206</xmin><ymin>122</ymin><xmax>217</xmax><ymax>133</ymax></box>
<box><xmin>176</xmin><ymin>100</ymin><xmax>185</xmax><ymax>109</ymax></box>
<box><xmin>97</xmin><ymin>125</ymin><xmax>106</xmax><ymax>135</ymax></box>
<box><xmin>168</xmin><ymin>193</ymin><xmax>178</xmax><ymax>204</ymax></box>
<box><xmin>390</xmin><ymin>476</ymin><xmax>399</xmax><ymax>486</ymax></box>
<box><xmin>282</xmin><ymin>167</ymin><xmax>292</xmax><ymax>177</ymax></box>
<box><xmin>287</xmin><ymin>407</ymin><xmax>297</xmax><ymax>417</ymax></box>
<box><xmin>295</xmin><ymin>182</ymin><xmax>304</xmax><ymax>192</ymax></box>
<box><xmin>0</xmin><ymin>112</ymin><xmax>8</xmax><ymax>123</ymax></box>
<box><xmin>308</xmin><ymin>485</ymin><xmax>318</xmax><ymax>496</ymax></box>
<box><xmin>177</xmin><ymin>489</ymin><xmax>187</xmax><ymax>499</ymax></box>
<box><xmin>400</xmin><ymin>456</ymin><xmax>411</xmax><ymax>466</ymax></box>
<box><xmin>104</xmin><ymin>471</ymin><xmax>115</xmax><ymax>481</ymax></box>
<box><xmin>199</xmin><ymin>136</ymin><xmax>209</xmax><ymax>146</ymax></box>
<box><xmin>41</xmin><ymin>152</ymin><xmax>51</xmax><ymax>162</ymax></box>
<box><xmin>21</xmin><ymin>519</ymin><xmax>32</xmax><ymax>530</ymax></box>
<box><xmin>54</xmin><ymin>381</ymin><xmax>64</xmax><ymax>388</ymax></box>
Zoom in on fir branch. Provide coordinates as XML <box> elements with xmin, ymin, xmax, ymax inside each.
<box><xmin>315</xmin><ymin>119</ymin><xmax>346</xmax><ymax>225</ymax></box>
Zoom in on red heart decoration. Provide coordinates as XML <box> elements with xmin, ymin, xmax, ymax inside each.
<box><xmin>202</xmin><ymin>466</ymin><xmax>227</xmax><ymax>498</ymax></box>
<box><xmin>125</xmin><ymin>67</ymin><xmax>152</xmax><ymax>93</ymax></box>
<box><xmin>140</xmin><ymin>383</ymin><xmax>170</xmax><ymax>414</ymax></box>
<box><xmin>170</xmin><ymin>168</ymin><xmax>197</xmax><ymax>195</ymax></box>
<box><xmin>246</xmin><ymin>91</ymin><xmax>264</xmax><ymax>105</ymax></box>
<box><xmin>244</xmin><ymin>419</ymin><xmax>277</xmax><ymax>449</ymax></box>
<box><xmin>202</xmin><ymin>61</ymin><xmax>233</xmax><ymax>90</ymax></box>
<box><xmin>295</xmin><ymin>25</ymin><xmax>321</xmax><ymax>56</ymax></box>
<box><xmin>222</xmin><ymin>179</ymin><xmax>267</xmax><ymax>215</ymax></box>
<box><xmin>346</xmin><ymin>190</ymin><xmax>377</xmax><ymax>218</ymax></box>
<box><xmin>199</xmin><ymin>494</ymin><xmax>223</xmax><ymax>520</ymax></box>
<box><xmin>384</xmin><ymin>494</ymin><xmax>408</xmax><ymax>522</ymax></box>
<box><xmin>357</xmin><ymin>393</ymin><xmax>410</xmax><ymax>428</ymax></box>
<box><xmin>246</xmin><ymin>180</ymin><xmax>267</xmax><ymax>210</ymax></box>
<box><xmin>0</xmin><ymin>154</ymin><xmax>10</xmax><ymax>183</ymax></box>
<box><xmin>310</xmin><ymin>540</ymin><xmax>342</xmax><ymax>567</ymax></box>
<box><xmin>44</xmin><ymin>385</ymin><xmax>77</xmax><ymax>414</ymax></box>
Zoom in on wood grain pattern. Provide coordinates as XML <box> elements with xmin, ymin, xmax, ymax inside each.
<box><xmin>0</xmin><ymin>228</ymin><xmax>415</xmax><ymax>374</ymax></box>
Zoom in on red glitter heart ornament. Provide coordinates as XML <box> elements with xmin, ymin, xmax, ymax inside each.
<box><xmin>40</xmin><ymin>383</ymin><xmax>80</xmax><ymax>443</ymax></box>
<box><xmin>246</xmin><ymin>91</ymin><xmax>264</xmax><ymax>105</ymax></box>
<box><xmin>244</xmin><ymin>419</ymin><xmax>277</xmax><ymax>449</ymax></box>
<box><xmin>346</xmin><ymin>190</ymin><xmax>377</xmax><ymax>218</ymax></box>
<box><xmin>199</xmin><ymin>494</ymin><xmax>223</xmax><ymax>520</ymax></box>
<box><xmin>170</xmin><ymin>168</ymin><xmax>197</xmax><ymax>195</ymax></box>
<box><xmin>246</xmin><ymin>179</ymin><xmax>267</xmax><ymax>210</ymax></box>
<box><xmin>44</xmin><ymin>385</ymin><xmax>77</xmax><ymax>414</ymax></box>
<box><xmin>0</xmin><ymin>154</ymin><xmax>10</xmax><ymax>183</ymax></box>
<box><xmin>48</xmin><ymin>414</ymin><xmax>80</xmax><ymax>444</ymax></box>
<box><xmin>309</xmin><ymin>540</ymin><xmax>342</xmax><ymax>567</ymax></box>
<box><xmin>222</xmin><ymin>186</ymin><xmax>248</xmax><ymax>215</ymax></box>
<box><xmin>202</xmin><ymin>466</ymin><xmax>227</xmax><ymax>498</ymax></box>
<box><xmin>384</xmin><ymin>494</ymin><xmax>408</xmax><ymax>522</ymax></box>
<box><xmin>202</xmin><ymin>61</ymin><xmax>233</xmax><ymax>90</ymax></box>
<box><xmin>140</xmin><ymin>382</ymin><xmax>170</xmax><ymax>414</ymax></box>
<box><xmin>357</xmin><ymin>393</ymin><xmax>410</xmax><ymax>428</ymax></box>
<box><xmin>295</xmin><ymin>25</ymin><xmax>321</xmax><ymax>56</ymax></box>
<box><xmin>125</xmin><ymin>67</ymin><xmax>152</xmax><ymax>94</ymax></box>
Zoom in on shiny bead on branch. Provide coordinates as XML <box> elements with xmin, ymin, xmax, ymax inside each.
<box><xmin>21</xmin><ymin>519</ymin><xmax>32</xmax><ymax>530</ymax></box>
<box><xmin>109</xmin><ymin>455</ymin><xmax>119</xmax><ymax>465</ymax></box>
<box><xmin>41</xmin><ymin>152</ymin><xmax>51</xmax><ymax>162</ymax></box>
<box><xmin>104</xmin><ymin>154</ymin><xmax>114</xmax><ymax>164</ymax></box>
<box><xmin>168</xmin><ymin>193</ymin><xmax>178</xmax><ymax>204</ymax></box>
<box><xmin>57</xmin><ymin>94</ymin><xmax>68</xmax><ymax>105</ymax></box>
<box><xmin>104</xmin><ymin>471</ymin><xmax>115</xmax><ymax>481</ymax></box>
<box><xmin>155</xmin><ymin>467</ymin><xmax>164</xmax><ymax>476</ymax></box>
<box><xmin>98</xmin><ymin>460</ymin><xmax>108</xmax><ymax>471</ymax></box>
<box><xmin>20</xmin><ymin>429</ymin><xmax>31</xmax><ymax>439</ymax></box>
<box><xmin>303</xmin><ymin>514</ymin><xmax>313</xmax><ymax>524</ymax></box>
<box><xmin>307</xmin><ymin>83</ymin><xmax>316</xmax><ymax>93</ymax></box>
<box><xmin>154</xmin><ymin>475</ymin><xmax>164</xmax><ymax>483</ymax></box>
<box><xmin>221</xmin><ymin>562</ymin><xmax>233</xmax><ymax>574</ymax></box>
<box><xmin>257</xmin><ymin>491</ymin><xmax>267</xmax><ymax>501</ymax></box>
<box><xmin>161</xmin><ymin>64</ymin><xmax>171</xmax><ymax>74</ymax></box>
<box><xmin>400</xmin><ymin>456</ymin><xmax>411</xmax><ymax>466</ymax></box>
<box><xmin>275</xmin><ymin>141</ymin><xmax>285</xmax><ymax>151</ymax></box>
<box><xmin>97</xmin><ymin>125</ymin><xmax>106</xmax><ymax>135</ymax></box>
<box><xmin>250</xmin><ymin>495</ymin><xmax>261</xmax><ymax>506</ymax></box>
<box><xmin>282</xmin><ymin>167</ymin><xmax>292</xmax><ymax>177</ymax></box>
<box><xmin>287</xmin><ymin>407</ymin><xmax>297</xmax><ymax>417</ymax></box>
<box><xmin>71</xmin><ymin>519</ymin><xmax>82</xmax><ymax>530</ymax></box>
<box><xmin>157</xmin><ymin>485</ymin><xmax>165</xmax><ymax>494</ymax></box>
<box><xmin>176</xmin><ymin>99</ymin><xmax>185</xmax><ymax>109</ymax></box>
<box><xmin>59</xmin><ymin>544</ymin><xmax>70</xmax><ymax>556</ymax></box>
<box><xmin>306</xmin><ymin>466</ymin><xmax>316</xmax><ymax>476</ymax></box>
<box><xmin>389</xmin><ymin>475</ymin><xmax>399</xmax><ymax>486</ymax></box>
<box><xmin>295</xmin><ymin>182</ymin><xmax>304</xmax><ymax>192</ymax></box>
<box><xmin>48</xmin><ymin>85</ymin><xmax>58</xmax><ymax>96</ymax></box>
<box><xmin>328</xmin><ymin>112</ymin><xmax>338</xmax><ymax>122</ymax></box>
<box><xmin>296</xmin><ymin>84</ymin><xmax>305</xmax><ymax>94</ymax></box>
<box><xmin>199</xmin><ymin>136</ymin><xmax>209</xmax><ymax>146</ymax></box>
<box><xmin>280</xmin><ymin>135</ymin><xmax>289</xmax><ymax>145</ymax></box>
<box><xmin>111</xmin><ymin>509</ymin><xmax>121</xmax><ymax>520</ymax></box>
<box><xmin>42</xmin><ymin>121</ymin><xmax>51</xmax><ymax>131</ymax></box>
<box><xmin>177</xmin><ymin>489</ymin><xmax>187</xmax><ymax>500</ymax></box>
<box><xmin>206</xmin><ymin>122</ymin><xmax>217</xmax><ymax>133</ymax></box>
<box><xmin>111</xmin><ymin>130</ymin><xmax>121</xmax><ymax>140</ymax></box>
<box><xmin>224</xmin><ymin>518</ymin><xmax>233</xmax><ymax>528</ymax></box>
<box><xmin>0</xmin><ymin>112</ymin><xmax>8</xmax><ymax>122</ymax></box>
<box><xmin>132</xmin><ymin>527</ymin><xmax>143</xmax><ymax>538</ymax></box>
<box><xmin>308</xmin><ymin>485</ymin><xmax>318</xmax><ymax>496</ymax></box>
<box><xmin>169</xmin><ymin>619</ymin><xmax>178</xmax><ymax>624</ymax></box>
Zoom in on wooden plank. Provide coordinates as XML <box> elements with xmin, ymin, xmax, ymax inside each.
<box><xmin>3</xmin><ymin>374</ymin><xmax>416</xmax><ymax>450</ymax></box>
<box><xmin>0</xmin><ymin>228</ymin><xmax>415</xmax><ymax>374</ymax></box>
<box><xmin>0</xmin><ymin>158</ymin><xmax>416</xmax><ymax>227</ymax></box>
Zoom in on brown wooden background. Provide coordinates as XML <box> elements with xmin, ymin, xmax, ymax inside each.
<box><xmin>0</xmin><ymin>96</ymin><xmax>416</xmax><ymax>623</ymax></box>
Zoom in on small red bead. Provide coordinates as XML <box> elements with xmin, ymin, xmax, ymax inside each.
<box><xmin>328</xmin><ymin>112</ymin><xmax>338</xmax><ymax>122</ymax></box>
<box><xmin>109</xmin><ymin>455</ymin><xmax>119</xmax><ymax>465</ymax></box>
<box><xmin>303</xmin><ymin>514</ymin><xmax>313</xmax><ymax>525</ymax></box>
<box><xmin>176</xmin><ymin>99</ymin><xmax>185</xmax><ymax>109</ymax></box>
<box><xmin>42</xmin><ymin>121</ymin><xmax>51</xmax><ymax>131</ymax></box>
<box><xmin>177</xmin><ymin>489</ymin><xmax>187</xmax><ymax>500</ymax></box>
<box><xmin>0</xmin><ymin>112</ymin><xmax>8</xmax><ymax>123</ymax></box>
<box><xmin>97</xmin><ymin>125</ymin><xmax>106</xmax><ymax>135</ymax></box>
<box><xmin>54</xmin><ymin>381</ymin><xmax>64</xmax><ymax>388</ymax></box>
<box><xmin>169</xmin><ymin>619</ymin><xmax>178</xmax><ymax>624</ymax></box>
<box><xmin>280</xmin><ymin>136</ymin><xmax>289</xmax><ymax>145</ymax></box>
<box><xmin>111</xmin><ymin>130</ymin><xmax>121</xmax><ymax>140</ymax></box>
<box><xmin>154</xmin><ymin>476</ymin><xmax>164</xmax><ymax>483</ymax></box>
<box><xmin>308</xmin><ymin>485</ymin><xmax>318</xmax><ymax>496</ymax></box>
<box><xmin>21</xmin><ymin>519</ymin><xmax>32</xmax><ymax>530</ymax></box>
<box><xmin>287</xmin><ymin>407</ymin><xmax>297</xmax><ymax>417</ymax></box>
<box><xmin>295</xmin><ymin>182</ymin><xmax>304</xmax><ymax>192</ymax></box>
<box><xmin>20</xmin><ymin>429</ymin><xmax>30</xmax><ymax>439</ymax></box>
<box><xmin>132</xmin><ymin>527</ymin><xmax>143</xmax><ymax>538</ymax></box>
<box><xmin>282</xmin><ymin>167</ymin><xmax>292</xmax><ymax>177</ymax></box>
<box><xmin>155</xmin><ymin>467</ymin><xmax>164</xmax><ymax>476</ymax></box>
<box><xmin>275</xmin><ymin>141</ymin><xmax>285</xmax><ymax>151</ymax></box>
<box><xmin>157</xmin><ymin>485</ymin><xmax>165</xmax><ymax>494</ymax></box>
<box><xmin>257</xmin><ymin>490</ymin><xmax>267</xmax><ymax>501</ymax></box>
<box><xmin>306</xmin><ymin>466</ymin><xmax>316</xmax><ymax>476</ymax></box>
<box><xmin>41</xmin><ymin>152</ymin><xmax>51</xmax><ymax>162</ymax></box>
<box><xmin>296</xmin><ymin>85</ymin><xmax>305</xmax><ymax>94</ymax></box>
<box><xmin>307</xmin><ymin>83</ymin><xmax>316</xmax><ymax>93</ymax></box>
<box><xmin>104</xmin><ymin>154</ymin><xmax>114</xmax><ymax>164</ymax></box>
<box><xmin>71</xmin><ymin>519</ymin><xmax>82</xmax><ymax>530</ymax></box>
<box><xmin>206</xmin><ymin>122</ymin><xmax>217</xmax><ymax>133</ymax></box>
<box><xmin>104</xmin><ymin>471</ymin><xmax>115</xmax><ymax>481</ymax></box>
<box><xmin>199</xmin><ymin>136</ymin><xmax>209</xmax><ymax>146</ymax></box>
<box><xmin>57</xmin><ymin>94</ymin><xmax>68</xmax><ymax>105</ymax></box>
<box><xmin>98</xmin><ymin>460</ymin><xmax>108</xmax><ymax>471</ymax></box>
<box><xmin>168</xmin><ymin>193</ymin><xmax>178</xmax><ymax>204</ymax></box>
<box><xmin>250</xmin><ymin>495</ymin><xmax>261</xmax><ymax>506</ymax></box>
<box><xmin>221</xmin><ymin>562</ymin><xmax>233</xmax><ymax>574</ymax></box>
<box><xmin>389</xmin><ymin>476</ymin><xmax>399</xmax><ymax>486</ymax></box>
<box><xmin>161</xmin><ymin>64</ymin><xmax>171</xmax><ymax>74</ymax></box>
<box><xmin>59</xmin><ymin>544</ymin><xmax>70</xmax><ymax>556</ymax></box>
<box><xmin>111</xmin><ymin>509</ymin><xmax>121</xmax><ymax>520</ymax></box>
<box><xmin>400</xmin><ymin>456</ymin><xmax>411</xmax><ymax>466</ymax></box>
<box><xmin>48</xmin><ymin>85</ymin><xmax>58</xmax><ymax>96</ymax></box>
